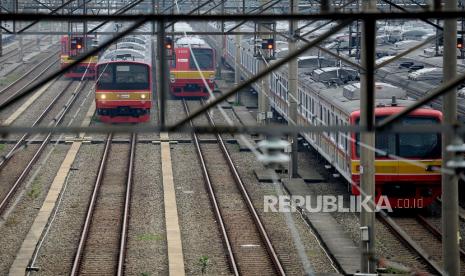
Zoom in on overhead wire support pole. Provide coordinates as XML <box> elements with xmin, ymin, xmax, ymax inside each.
<box><xmin>442</xmin><ymin>0</ymin><xmax>460</xmax><ymax>273</ymax></box>
<box><xmin>234</xmin><ymin>3</ymin><xmax>242</xmax><ymax>104</ymax></box>
<box><xmin>158</xmin><ymin>19</ymin><xmax>167</xmax><ymax>129</ymax></box>
<box><xmin>257</xmin><ymin>0</ymin><xmax>271</xmax><ymax>126</ymax></box>
<box><xmin>359</xmin><ymin>6</ymin><xmax>376</xmax><ymax>276</ymax></box>
<box><xmin>0</xmin><ymin>2</ymin><xmax>2</xmax><ymax>57</ymax></box>
<box><xmin>288</xmin><ymin>0</ymin><xmax>299</xmax><ymax>178</ymax></box>
<box><xmin>216</xmin><ymin>0</ymin><xmax>224</xmax><ymax>80</ymax></box>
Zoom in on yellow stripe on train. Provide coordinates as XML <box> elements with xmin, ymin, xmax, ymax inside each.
<box><xmin>61</xmin><ymin>55</ymin><xmax>98</xmax><ymax>64</ymax></box>
<box><xmin>351</xmin><ymin>160</ymin><xmax>442</xmax><ymax>174</ymax></box>
<box><xmin>96</xmin><ymin>92</ymin><xmax>151</xmax><ymax>101</ymax></box>
<box><xmin>171</xmin><ymin>71</ymin><xmax>215</xmax><ymax>79</ymax></box>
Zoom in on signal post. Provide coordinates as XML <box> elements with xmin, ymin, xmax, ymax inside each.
<box><xmin>442</xmin><ymin>0</ymin><xmax>460</xmax><ymax>274</ymax></box>
<box><xmin>359</xmin><ymin>0</ymin><xmax>376</xmax><ymax>272</ymax></box>
<box><xmin>288</xmin><ymin>0</ymin><xmax>299</xmax><ymax>178</ymax></box>
<box><xmin>257</xmin><ymin>0</ymin><xmax>272</xmax><ymax>126</ymax></box>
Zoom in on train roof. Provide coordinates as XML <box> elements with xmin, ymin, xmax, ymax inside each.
<box><xmin>175</xmin><ymin>36</ymin><xmax>209</xmax><ymax>47</ymax></box>
<box><xmin>298</xmin><ymin>55</ymin><xmax>327</xmax><ymax>61</ymax></box>
<box><xmin>99</xmin><ymin>48</ymin><xmax>150</xmax><ymax>64</ymax></box>
<box><xmin>301</xmin><ymin>79</ymin><xmax>420</xmax><ymax>114</ymax></box>
<box><xmin>116</xmin><ymin>42</ymin><xmax>148</xmax><ymax>52</ymax></box>
<box><xmin>119</xmin><ymin>36</ymin><xmax>148</xmax><ymax>45</ymax></box>
<box><xmin>174</xmin><ymin>22</ymin><xmax>194</xmax><ymax>33</ymax></box>
<box><xmin>312</xmin><ymin>66</ymin><xmax>357</xmax><ymax>74</ymax></box>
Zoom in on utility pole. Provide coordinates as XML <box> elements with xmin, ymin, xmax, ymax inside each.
<box><xmin>442</xmin><ymin>0</ymin><xmax>460</xmax><ymax>273</ymax></box>
<box><xmin>234</xmin><ymin>3</ymin><xmax>242</xmax><ymax>104</ymax></box>
<box><xmin>359</xmin><ymin>0</ymin><xmax>376</xmax><ymax>272</ymax></box>
<box><xmin>152</xmin><ymin>0</ymin><xmax>157</xmax><ymax>124</ymax></box>
<box><xmin>158</xmin><ymin>19</ymin><xmax>168</xmax><ymax>128</ymax></box>
<box><xmin>216</xmin><ymin>0</ymin><xmax>224</xmax><ymax>79</ymax></box>
<box><xmin>15</xmin><ymin>0</ymin><xmax>23</xmax><ymax>63</ymax></box>
<box><xmin>461</xmin><ymin>0</ymin><xmax>464</xmax><ymax>60</ymax></box>
<box><xmin>83</xmin><ymin>0</ymin><xmax>87</xmax><ymax>50</ymax></box>
<box><xmin>257</xmin><ymin>0</ymin><xmax>270</xmax><ymax>125</ymax></box>
<box><xmin>288</xmin><ymin>0</ymin><xmax>299</xmax><ymax>178</ymax></box>
<box><xmin>0</xmin><ymin>6</ymin><xmax>2</xmax><ymax>57</ymax></box>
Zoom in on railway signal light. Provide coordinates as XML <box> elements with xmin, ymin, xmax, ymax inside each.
<box><xmin>165</xmin><ymin>37</ymin><xmax>173</xmax><ymax>50</ymax></box>
<box><xmin>71</xmin><ymin>37</ymin><xmax>84</xmax><ymax>50</ymax></box>
<box><xmin>261</xmin><ymin>39</ymin><xmax>274</xmax><ymax>50</ymax></box>
<box><xmin>458</xmin><ymin>38</ymin><xmax>463</xmax><ymax>49</ymax></box>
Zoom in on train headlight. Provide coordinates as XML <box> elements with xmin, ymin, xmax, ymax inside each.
<box><xmin>100</xmin><ymin>94</ymin><xmax>106</xmax><ymax>100</ymax></box>
<box><xmin>209</xmin><ymin>75</ymin><xmax>215</xmax><ymax>83</ymax></box>
<box><xmin>140</xmin><ymin>94</ymin><xmax>146</xmax><ymax>99</ymax></box>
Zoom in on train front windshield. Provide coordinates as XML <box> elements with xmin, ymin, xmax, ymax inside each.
<box><xmin>356</xmin><ymin>116</ymin><xmax>441</xmax><ymax>158</ymax></box>
<box><xmin>97</xmin><ymin>63</ymin><xmax>149</xmax><ymax>90</ymax></box>
<box><xmin>189</xmin><ymin>49</ymin><xmax>214</xmax><ymax>70</ymax></box>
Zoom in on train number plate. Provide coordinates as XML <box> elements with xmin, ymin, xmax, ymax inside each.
<box><xmin>119</xmin><ymin>94</ymin><xmax>130</xmax><ymax>99</ymax></box>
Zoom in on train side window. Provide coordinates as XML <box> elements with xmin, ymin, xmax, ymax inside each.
<box><xmin>170</xmin><ymin>52</ymin><xmax>176</xmax><ymax>68</ymax></box>
<box><xmin>335</xmin><ymin>116</ymin><xmax>339</xmax><ymax>144</ymax></box>
<box><xmin>310</xmin><ymin>98</ymin><xmax>314</xmax><ymax>115</ymax></box>
<box><xmin>189</xmin><ymin>48</ymin><xmax>213</xmax><ymax>69</ymax></box>
<box><xmin>344</xmin><ymin>123</ymin><xmax>350</xmax><ymax>154</ymax></box>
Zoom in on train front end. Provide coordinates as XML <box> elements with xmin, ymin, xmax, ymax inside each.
<box><xmin>95</xmin><ymin>61</ymin><xmax>152</xmax><ymax>123</ymax></box>
<box><xmin>350</xmin><ymin>107</ymin><xmax>442</xmax><ymax>209</ymax></box>
<box><xmin>170</xmin><ymin>47</ymin><xmax>215</xmax><ymax>98</ymax></box>
<box><xmin>60</xmin><ymin>35</ymin><xmax>97</xmax><ymax>79</ymax></box>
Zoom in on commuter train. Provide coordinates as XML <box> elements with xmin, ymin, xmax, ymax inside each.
<box><xmin>169</xmin><ymin>23</ymin><xmax>216</xmax><ymax>97</ymax></box>
<box><xmin>60</xmin><ymin>23</ymin><xmax>118</xmax><ymax>79</ymax></box>
<box><xmin>60</xmin><ymin>34</ymin><xmax>98</xmax><ymax>78</ymax></box>
<box><xmin>202</xmin><ymin>22</ymin><xmax>442</xmax><ymax>209</ymax></box>
<box><xmin>95</xmin><ymin>35</ymin><xmax>152</xmax><ymax>123</ymax></box>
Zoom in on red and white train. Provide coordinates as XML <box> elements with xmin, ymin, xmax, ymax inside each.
<box><xmin>60</xmin><ymin>35</ymin><xmax>98</xmax><ymax>79</ymax></box>
<box><xmin>95</xmin><ymin>35</ymin><xmax>152</xmax><ymax>123</ymax></box>
<box><xmin>169</xmin><ymin>24</ymin><xmax>216</xmax><ymax>98</ymax></box>
<box><xmin>202</xmin><ymin>21</ymin><xmax>442</xmax><ymax>208</ymax></box>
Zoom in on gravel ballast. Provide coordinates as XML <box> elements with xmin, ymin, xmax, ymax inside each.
<box><xmin>297</xmin><ymin>149</ymin><xmax>431</xmax><ymax>272</ymax></box>
<box><xmin>171</xmin><ymin>143</ymin><xmax>232</xmax><ymax>275</ymax></box>
<box><xmin>125</xmin><ymin>143</ymin><xmax>168</xmax><ymax>275</ymax></box>
<box><xmin>0</xmin><ymin>144</ymin><xmax>70</xmax><ymax>275</ymax></box>
<box><xmin>31</xmin><ymin>144</ymin><xmax>103</xmax><ymax>275</ymax></box>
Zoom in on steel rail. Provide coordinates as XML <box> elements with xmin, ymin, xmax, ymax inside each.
<box><xmin>436</xmin><ymin>198</ymin><xmax>465</xmax><ymax>221</ymax></box>
<box><xmin>0</xmin><ymin>39</ymin><xmax>37</xmax><ymax>63</ymax></box>
<box><xmin>0</xmin><ymin>49</ymin><xmax>59</xmax><ymax>96</ymax></box>
<box><xmin>0</xmin><ymin>78</ymin><xmax>72</xmax><ymax>170</ymax></box>
<box><xmin>117</xmin><ymin>133</ymin><xmax>136</xmax><ymax>276</ymax></box>
<box><xmin>182</xmin><ymin>100</ymin><xmax>239</xmax><ymax>275</ymax></box>
<box><xmin>0</xmin><ymin>80</ymin><xmax>90</xmax><ymax>215</ymax></box>
<box><xmin>377</xmin><ymin>212</ymin><xmax>444</xmax><ymax>275</ymax></box>
<box><xmin>415</xmin><ymin>215</ymin><xmax>465</xmax><ymax>260</ymax></box>
<box><xmin>70</xmin><ymin>133</ymin><xmax>113</xmax><ymax>276</ymax></box>
<box><xmin>198</xmin><ymin>99</ymin><xmax>286</xmax><ymax>275</ymax></box>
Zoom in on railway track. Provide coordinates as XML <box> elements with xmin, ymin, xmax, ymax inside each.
<box><xmin>378</xmin><ymin>213</ymin><xmax>465</xmax><ymax>275</ymax></box>
<box><xmin>70</xmin><ymin>133</ymin><xmax>136</xmax><ymax>276</ymax></box>
<box><xmin>0</xmin><ymin>39</ymin><xmax>39</xmax><ymax>64</ymax></box>
<box><xmin>0</xmin><ymin>49</ymin><xmax>60</xmax><ymax>106</ymax></box>
<box><xmin>183</xmin><ymin>99</ymin><xmax>285</xmax><ymax>276</ymax></box>
<box><xmin>0</xmin><ymin>80</ymin><xmax>90</xmax><ymax>216</ymax></box>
